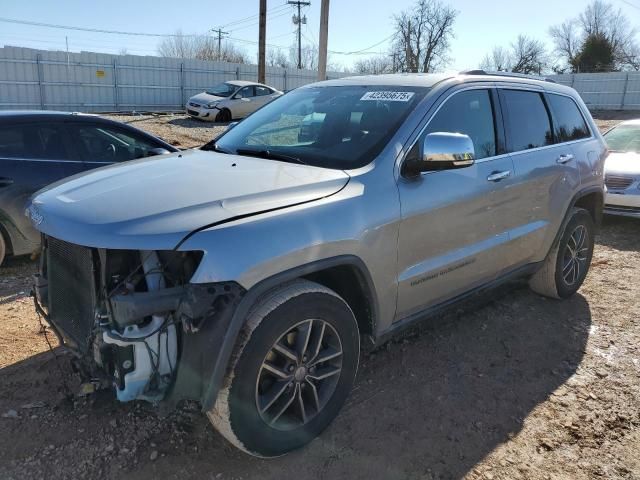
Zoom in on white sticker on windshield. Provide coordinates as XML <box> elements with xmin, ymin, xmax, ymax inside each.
<box><xmin>360</xmin><ymin>91</ymin><xmax>415</xmax><ymax>102</ymax></box>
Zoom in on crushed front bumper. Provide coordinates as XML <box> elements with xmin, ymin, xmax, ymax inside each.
<box><xmin>185</xmin><ymin>103</ymin><xmax>219</xmax><ymax>120</ymax></box>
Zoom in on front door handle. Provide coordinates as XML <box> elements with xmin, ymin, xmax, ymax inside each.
<box><xmin>557</xmin><ymin>154</ymin><xmax>574</xmax><ymax>164</ymax></box>
<box><xmin>0</xmin><ymin>177</ymin><xmax>14</xmax><ymax>187</ymax></box>
<box><xmin>487</xmin><ymin>170</ymin><xmax>511</xmax><ymax>182</ymax></box>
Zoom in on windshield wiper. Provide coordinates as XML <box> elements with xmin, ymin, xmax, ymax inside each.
<box><xmin>236</xmin><ymin>148</ymin><xmax>307</xmax><ymax>165</ymax></box>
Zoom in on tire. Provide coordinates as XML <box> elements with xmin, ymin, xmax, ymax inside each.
<box><xmin>529</xmin><ymin>207</ymin><xmax>595</xmax><ymax>299</ymax></box>
<box><xmin>207</xmin><ymin>280</ymin><xmax>360</xmax><ymax>457</ymax></box>
<box><xmin>0</xmin><ymin>233</ymin><xmax>5</xmax><ymax>267</ymax></box>
<box><xmin>215</xmin><ymin>109</ymin><xmax>232</xmax><ymax>123</ymax></box>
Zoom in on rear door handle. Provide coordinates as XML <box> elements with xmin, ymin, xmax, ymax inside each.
<box><xmin>557</xmin><ymin>154</ymin><xmax>574</xmax><ymax>164</ymax></box>
<box><xmin>0</xmin><ymin>177</ymin><xmax>14</xmax><ymax>187</ymax></box>
<box><xmin>487</xmin><ymin>170</ymin><xmax>511</xmax><ymax>182</ymax></box>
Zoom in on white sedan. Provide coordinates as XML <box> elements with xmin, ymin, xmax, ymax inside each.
<box><xmin>186</xmin><ymin>80</ymin><xmax>283</xmax><ymax>122</ymax></box>
<box><xmin>603</xmin><ymin>119</ymin><xmax>640</xmax><ymax>218</ymax></box>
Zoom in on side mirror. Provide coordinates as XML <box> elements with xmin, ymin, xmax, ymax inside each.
<box><xmin>147</xmin><ymin>147</ymin><xmax>171</xmax><ymax>157</ymax></box>
<box><xmin>402</xmin><ymin>132</ymin><xmax>475</xmax><ymax>178</ymax></box>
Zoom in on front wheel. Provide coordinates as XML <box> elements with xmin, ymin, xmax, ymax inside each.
<box><xmin>529</xmin><ymin>207</ymin><xmax>595</xmax><ymax>299</ymax></box>
<box><xmin>207</xmin><ymin>280</ymin><xmax>360</xmax><ymax>457</ymax></box>
<box><xmin>215</xmin><ymin>108</ymin><xmax>232</xmax><ymax>123</ymax></box>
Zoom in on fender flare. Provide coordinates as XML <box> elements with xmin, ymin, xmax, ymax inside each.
<box><xmin>200</xmin><ymin>254</ymin><xmax>378</xmax><ymax>411</ymax></box>
<box><xmin>540</xmin><ymin>185</ymin><xmax>603</xmax><ymax>266</ymax></box>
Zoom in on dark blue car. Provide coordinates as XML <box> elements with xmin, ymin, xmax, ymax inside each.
<box><xmin>0</xmin><ymin>111</ymin><xmax>178</xmax><ymax>266</ymax></box>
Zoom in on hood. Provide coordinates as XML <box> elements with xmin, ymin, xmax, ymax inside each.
<box><xmin>190</xmin><ymin>92</ymin><xmax>226</xmax><ymax>105</ymax></box>
<box><xmin>30</xmin><ymin>149</ymin><xmax>350</xmax><ymax>250</ymax></box>
<box><xmin>605</xmin><ymin>151</ymin><xmax>640</xmax><ymax>177</ymax></box>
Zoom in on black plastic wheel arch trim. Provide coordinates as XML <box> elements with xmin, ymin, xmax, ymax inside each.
<box><xmin>199</xmin><ymin>254</ymin><xmax>378</xmax><ymax>411</ymax></box>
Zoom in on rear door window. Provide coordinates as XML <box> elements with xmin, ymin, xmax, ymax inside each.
<box><xmin>500</xmin><ymin>90</ymin><xmax>553</xmax><ymax>152</ymax></box>
<box><xmin>0</xmin><ymin>124</ymin><xmax>72</xmax><ymax>160</ymax></box>
<box><xmin>547</xmin><ymin>94</ymin><xmax>590</xmax><ymax>142</ymax></box>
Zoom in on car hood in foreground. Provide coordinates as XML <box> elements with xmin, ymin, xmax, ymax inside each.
<box><xmin>29</xmin><ymin>149</ymin><xmax>349</xmax><ymax>250</ymax></box>
<box><xmin>604</xmin><ymin>151</ymin><xmax>640</xmax><ymax>176</ymax></box>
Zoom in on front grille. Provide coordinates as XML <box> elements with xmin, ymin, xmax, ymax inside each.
<box><xmin>46</xmin><ymin>236</ymin><xmax>97</xmax><ymax>352</ymax></box>
<box><xmin>187</xmin><ymin>109</ymin><xmax>199</xmax><ymax>116</ymax></box>
<box><xmin>605</xmin><ymin>174</ymin><xmax>634</xmax><ymax>190</ymax></box>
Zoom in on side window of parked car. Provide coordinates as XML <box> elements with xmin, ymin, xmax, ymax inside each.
<box><xmin>236</xmin><ymin>86</ymin><xmax>255</xmax><ymax>99</ymax></box>
<box><xmin>255</xmin><ymin>86</ymin><xmax>272</xmax><ymax>96</ymax></box>
<box><xmin>0</xmin><ymin>124</ymin><xmax>72</xmax><ymax>161</ymax></box>
<box><xmin>416</xmin><ymin>89</ymin><xmax>497</xmax><ymax>160</ymax></box>
<box><xmin>68</xmin><ymin>124</ymin><xmax>162</xmax><ymax>163</ymax></box>
<box><xmin>501</xmin><ymin>90</ymin><xmax>553</xmax><ymax>152</ymax></box>
<box><xmin>547</xmin><ymin>94</ymin><xmax>590</xmax><ymax>142</ymax></box>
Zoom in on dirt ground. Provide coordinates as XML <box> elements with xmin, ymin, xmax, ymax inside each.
<box><xmin>1</xmin><ymin>113</ymin><xmax>639</xmax><ymax>480</ymax></box>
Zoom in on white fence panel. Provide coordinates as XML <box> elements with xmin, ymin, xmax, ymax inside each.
<box><xmin>0</xmin><ymin>46</ymin><xmax>347</xmax><ymax>112</ymax></box>
<box><xmin>548</xmin><ymin>72</ymin><xmax>640</xmax><ymax>110</ymax></box>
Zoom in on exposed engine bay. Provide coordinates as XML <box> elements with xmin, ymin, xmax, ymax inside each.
<box><xmin>33</xmin><ymin>235</ymin><xmax>242</xmax><ymax>405</ymax></box>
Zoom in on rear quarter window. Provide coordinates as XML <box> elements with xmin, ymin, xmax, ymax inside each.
<box><xmin>501</xmin><ymin>90</ymin><xmax>553</xmax><ymax>152</ymax></box>
<box><xmin>547</xmin><ymin>93</ymin><xmax>590</xmax><ymax>142</ymax></box>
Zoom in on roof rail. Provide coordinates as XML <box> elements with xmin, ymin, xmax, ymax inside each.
<box><xmin>459</xmin><ymin>69</ymin><xmax>556</xmax><ymax>84</ymax></box>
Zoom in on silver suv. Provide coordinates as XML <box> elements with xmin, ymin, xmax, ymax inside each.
<box><xmin>29</xmin><ymin>72</ymin><xmax>606</xmax><ymax>457</ymax></box>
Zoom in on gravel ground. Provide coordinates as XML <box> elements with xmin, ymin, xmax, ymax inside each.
<box><xmin>0</xmin><ymin>113</ymin><xmax>639</xmax><ymax>480</ymax></box>
<box><xmin>103</xmin><ymin>114</ymin><xmax>227</xmax><ymax>149</ymax></box>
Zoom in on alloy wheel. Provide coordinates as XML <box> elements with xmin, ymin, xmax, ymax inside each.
<box><xmin>562</xmin><ymin>224</ymin><xmax>589</xmax><ymax>286</ymax></box>
<box><xmin>255</xmin><ymin>318</ymin><xmax>343</xmax><ymax>431</ymax></box>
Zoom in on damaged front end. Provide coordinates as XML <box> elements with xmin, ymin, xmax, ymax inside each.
<box><xmin>33</xmin><ymin>235</ymin><xmax>244</xmax><ymax>405</ymax></box>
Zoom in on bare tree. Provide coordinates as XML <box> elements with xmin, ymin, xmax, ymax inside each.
<box><xmin>157</xmin><ymin>31</ymin><xmax>248</xmax><ymax>63</ymax></box>
<box><xmin>549</xmin><ymin>20</ymin><xmax>581</xmax><ymax>69</ymax></box>
<box><xmin>353</xmin><ymin>55</ymin><xmax>394</xmax><ymax>74</ymax></box>
<box><xmin>267</xmin><ymin>48</ymin><xmax>290</xmax><ymax>68</ymax></box>
<box><xmin>510</xmin><ymin>35</ymin><xmax>547</xmax><ymax>74</ymax></box>
<box><xmin>390</xmin><ymin>0</ymin><xmax>458</xmax><ymax>73</ymax></box>
<box><xmin>549</xmin><ymin>1</ymin><xmax>639</xmax><ymax>71</ymax></box>
<box><xmin>479</xmin><ymin>37</ymin><xmax>547</xmax><ymax>74</ymax></box>
<box><xmin>480</xmin><ymin>46</ymin><xmax>511</xmax><ymax>71</ymax></box>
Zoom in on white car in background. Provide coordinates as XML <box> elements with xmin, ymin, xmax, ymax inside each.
<box><xmin>603</xmin><ymin>119</ymin><xmax>640</xmax><ymax>218</ymax></box>
<box><xmin>186</xmin><ymin>80</ymin><xmax>283</xmax><ymax>122</ymax></box>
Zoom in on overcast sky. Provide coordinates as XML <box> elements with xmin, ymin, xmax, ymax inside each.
<box><xmin>1</xmin><ymin>0</ymin><xmax>639</xmax><ymax>71</ymax></box>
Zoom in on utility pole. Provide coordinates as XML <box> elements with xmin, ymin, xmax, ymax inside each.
<box><xmin>211</xmin><ymin>27</ymin><xmax>229</xmax><ymax>59</ymax></box>
<box><xmin>258</xmin><ymin>0</ymin><xmax>266</xmax><ymax>83</ymax></box>
<box><xmin>317</xmin><ymin>0</ymin><xmax>329</xmax><ymax>80</ymax></box>
<box><xmin>288</xmin><ymin>1</ymin><xmax>310</xmax><ymax>69</ymax></box>
<box><xmin>389</xmin><ymin>52</ymin><xmax>397</xmax><ymax>72</ymax></box>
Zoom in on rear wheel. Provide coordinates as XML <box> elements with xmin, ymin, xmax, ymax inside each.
<box><xmin>215</xmin><ymin>108</ymin><xmax>232</xmax><ymax>123</ymax></box>
<box><xmin>208</xmin><ymin>280</ymin><xmax>360</xmax><ymax>457</ymax></box>
<box><xmin>529</xmin><ymin>207</ymin><xmax>594</xmax><ymax>299</ymax></box>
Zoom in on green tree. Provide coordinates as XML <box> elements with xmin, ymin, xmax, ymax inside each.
<box><xmin>572</xmin><ymin>33</ymin><xmax>615</xmax><ymax>72</ymax></box>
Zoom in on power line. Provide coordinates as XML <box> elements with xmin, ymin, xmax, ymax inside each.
<box><xmin>615</xmin><ymin>0</ymin><xmax>640</xmax><ymax>10</ymax></box>
<box><xmin>329</xmin><ymin>34</ymin><xmax>395</xmax><ymax>55</ymax></box>
<box><xmin>0</xmin><ymin>17</ymin><xmax>200</xmax><ymax>37</ymax></box>
<box><xmin>222</xmin><ymin>3</ymin><xmax>290</xmax><ymax>28</ymax></box>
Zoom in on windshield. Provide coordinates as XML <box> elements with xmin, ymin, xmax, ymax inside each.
<box><xmin>604</xmin><ymin>124</ymin><xmax>640</xmax><ymax>154</ymax></box>
<box><xmin>206</xmin><ymin>82</ymin><xmax>238</xmax><ymax>97</ymax></box>
<box><xmin>215</xmin><ymin>85</ymin><xmax>429</xmax><ymax>169</ymax></box>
